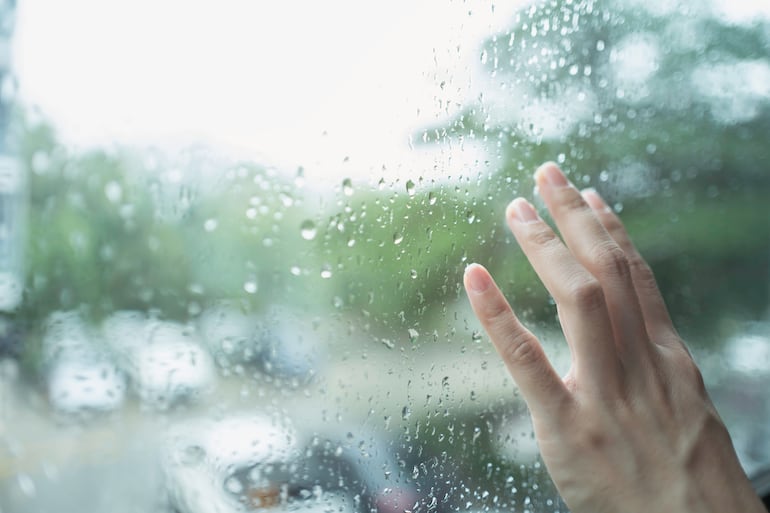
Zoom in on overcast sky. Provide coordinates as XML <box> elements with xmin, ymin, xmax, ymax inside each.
<box><xmin>13</xmin><ymin>0</ymin><xmax>520</xmax><ymax>185</ymax></box>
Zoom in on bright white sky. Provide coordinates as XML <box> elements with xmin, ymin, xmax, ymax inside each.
<box><xmin>13</xmin><ymin>0</ymin><xmax>520</xmax><ymax>185</ymax></box>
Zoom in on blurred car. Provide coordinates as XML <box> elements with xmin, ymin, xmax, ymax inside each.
<box><xmin>197</xmin><ymin>303</ymin><xmax>263</xmax><ymax>371</ymax></box>
<box><xmin>161</xmin><ymin>412</ymin><xmax>424</xmax><ymax>513</ymax></box>
<box><xmin>102</xmin><ymin>311</ymin><xmax>216</xmax><ymax>410</ymax></box>
<box><xmin>710</xmin><ymin>321</ymin><xmax>770</xmax><ymax>476</ymax></box>
<box><xmin>198</xmin><ymin>304</ymin><xmax>321</xmax><ymax>385</ymax></box>
<box><xmin>42</xmin><ymin>311</ymin><xmax>127</xmax><ymax>414</ymax></box>
<box><xmin>162</xmin><ymin>414</ymin><xmax>356</xmax><ymax>513</ymax></box>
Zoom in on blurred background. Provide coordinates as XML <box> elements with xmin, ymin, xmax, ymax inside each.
<box><xmin>1</xmin><ymin>0</ymin><xmax>769</xmax><ymax>512</ymax></box>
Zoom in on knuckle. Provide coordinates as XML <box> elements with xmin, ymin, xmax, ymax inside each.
<box><xmin>527</xmin><ymin>225</ymin><xmax>561</xmax><ymax>249</ymax></box>
<box><xmin>628</xmin><ymin>255</ymin><xmax>658</xmax><ymax>289</ymax></box>
<box><xmin>590</xmin><ymin>241</ymin><xmax>631</xmax><ymax>281</ymax></box>
<box><xmin>558</xmin><ymin>188</ymin><xmax>589</xmax><ymax>213</ymax></box>
<box><xmin>569</xmin><ymin>277</ymin><xmax>606</xmax><ymax>312</ymax></box>
<box><xmin>502</xmin><ymin>332</ymin><xmax>542</xmax><ymax>367</ymax></box>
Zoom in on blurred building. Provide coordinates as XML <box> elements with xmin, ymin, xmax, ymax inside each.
<box><xmin>0</xmin><ymin>0</ymin><xmax>22</xmax><ymax>339</ymax></box>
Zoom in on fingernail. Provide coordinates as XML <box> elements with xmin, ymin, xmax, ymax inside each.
<box><xmin>535</xmin><ymin>162</ymin><xmax>569</xmax><ymax>188</ymax></box>
<box><xmin>582</xmin><ymin>188</ymin><xmax>611</xmax><ymax>212</ymax></box>
<box><xmin>508</xmin><ymin>198</ymin><xmax>538</xmax><ymax>223</ymax></box>
<box><xmin>465</xmin><ymin>264</ymin><xmax>491</xmax><ymax>293</ymax></box>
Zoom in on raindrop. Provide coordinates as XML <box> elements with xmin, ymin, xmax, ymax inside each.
<box><xmin>279</xmin><ymin>192</ymin><xmax>294</xmax><ymax>207</ymax></box>
<box><xmin>393</xmin><ymin>232</ymin><xmax>404</xmax><ymax>245</ymax></box>
<box><xmin>406</xmin><ymin>179</ymin><xmax>416</xmax><ymax>197</ymax></box>
<box><xmin>410</xmin><ymin>269</ymin><xmax>417</xmax><ymax>279</ymax></box>
<box><xmin>17</xmin><ymin>474</ymin><xmax>35</xmax><ymax>497</ymax></box>
<box><xmin>300</xmin><ymin>220</ymin><xmax>317</xmax><ymax>240</ymax></box>
<box><xmin>472</xmin><ymin>331</ymin><xmax>483</xmax><ymax>343</ymax></box>
<box><xmin>204</xmin><ymin>219</ymin><xmax>218</xmax><ymax>232</ymax></box>
<box><xmin>480</xmin><ymin>49</ymin><xmax>489</xmax><ymax>64</ymax></box>
<box><xmin>225</xmin><ymin>476</ymin><xmax>244</xmax><ymax>494</ymax></box>
<box><xmin>321</xmin><ymin>265</ymin><xmax>333</xmax><ymax>279</ymax></box>
<box><xmin>402</xmin><ymin>406</ymin><xmax>412</xmax><ymax>420</ymax></box>
<box><xmin>342</xmin><ymin>178</ymin><xmax>354</xmax><ymax>196</ymax></box>
<box><xmin>408</xmin><ymin>328</ymin><xmax>419</xmax><ymax>343</ymax></box>
<box><xmin>243</xmin><ymin>280</ymin><xmax>258</xmax><ymax>294</ymax></box>
<box><xmin>180</xmin><ymin>445</ymin><xmax>206</xmax><ymax>465</ymax></box>
<box><xmin>290</xmin><ymin>266</ymin><xmax>301</xmax><ymax>276</ymax></box>
<box><xmin>466</xmin><ymin>211</ymin><xmax>476</xmax><ymax>224</ymax></box>
<box><xmin>428</xmin><ymin>192</ymin><xmax>437</xmax><ymax>205</ymax></box>
<box><xmin>104</xmin><ymin>181</ymin><xmax>122</xmax><ymax>203</ymax></box>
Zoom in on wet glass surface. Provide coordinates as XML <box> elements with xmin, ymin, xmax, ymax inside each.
<box><xmin>1</xmin><ymin>1</ymin><xmax>769</xmax><ymax>512</ymax></box>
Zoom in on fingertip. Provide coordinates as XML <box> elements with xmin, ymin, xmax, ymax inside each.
<box><xmin>506</xmin><ymin>197</ymin><xmax>539</xmax><ymax>224</ymax></box>
<box><xmin>534</xmin><ymin>162</ymin><xmax>568</xmax><ymax>188</ymax></box>
<box><xmin>581</xmin><ymin>188</ymin><xmax>611</xmax><ymax>213</ymax></box>
<box><xmin>464</xmin><ymin>263</ymin><xmax>492</xmax><ymax>294</ymax></box>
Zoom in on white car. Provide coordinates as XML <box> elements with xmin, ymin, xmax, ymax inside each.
<box><xmin>102</xmin><ymin>312</ymin><xmax>216</xmax><ymax>410</ymax></box>
<box><xmin>162</xmin><ymin>414</ymin><xmax>356</xmax><ymax>513</ymax></box>
<box><xmin>42</xmin><ymin>311</ymin><xmax>126</xmax><ymax>414</ymax></box>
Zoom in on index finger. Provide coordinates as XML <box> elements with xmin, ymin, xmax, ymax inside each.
<box><xmin>464</xmin><ymin>263</ymin><xmax>571</xmax><ymax>420</ymax></box>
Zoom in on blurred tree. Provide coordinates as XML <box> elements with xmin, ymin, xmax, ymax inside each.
<box><xmin>412</xmin><ymin>0</ymin><xmax>770</xmax><ymax>340</ymax></box>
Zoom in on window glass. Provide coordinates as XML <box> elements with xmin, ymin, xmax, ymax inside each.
<box><xmin>1</xmin><ymin>1</ymin><xmax>769</xmax><ymax>512</ymax></box>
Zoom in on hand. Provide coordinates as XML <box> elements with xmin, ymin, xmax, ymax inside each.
<box><xmin>463</xmin><ymin>163</ymin><xmax>765</xmax><ymax>513</ymax></box>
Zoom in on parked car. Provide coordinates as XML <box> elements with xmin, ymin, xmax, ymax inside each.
<box><xmin>162</xmin><ymin>414</ymin><xmax>356</xmax><ymax>513</ymax></box>
<box><xmin>197</xmin><ymin>304</ymin><xmax>320</xmax><ymax>386</ymax></box>
<box><xmin>42</xmin><ymin>311</ymin><xmax>126</xmax><ymax>414</ymax></box>
<box><xmin>102</xmin><ymin>311</ymin><xmax>216</xmax><ymax>410</ymax></box>
<box><xmin>162</xmin><ymin>411</ymin><xmax>425</xmax><ymax>513</ymax></box>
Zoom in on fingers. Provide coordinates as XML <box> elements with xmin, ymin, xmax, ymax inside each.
<box><xmin>581</xmin><ymin>188</ymin><xmax>677</xmax><ymax>343</ymax></box>
<box><xmin>463</xmin><ymin>263</ymin><xmax>571</xmax><ymax>419</ymax></box>
<box><xmin>533</xmin><ymin>163</ymin><xmax>652</xmax><ymax>367</ymax></box>
<box><xmin>505</xmin><ymin>198</ymin><xmax>623</xmax><ymax>392</ymax></box>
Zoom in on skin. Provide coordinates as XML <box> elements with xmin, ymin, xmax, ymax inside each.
<box><xmin>463</xmin><ymin>162</ymin><xmax>765</xmax><ymax>513</ymax></box>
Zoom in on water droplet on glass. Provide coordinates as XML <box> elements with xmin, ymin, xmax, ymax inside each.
<box><xmin>410</xmin><ymin>269</ymin><xmax>417</xmax><ymax>279</ymax></box>
<box><xmin>472</xmin><ymin>330</ymin><xmax>483</xmax><ymax>343</ymax></box>
<box><xmin>225</xmin><ymin>476</ymin><xmax>244</xmax><ymax>494</ymax></box>
<box><xmin>196</xmin><ymin>216</ymin><xmax>218</xmax><ymax>233</ymax></box>
<box><xmin>300</xmin><ymin>220</ymin><xmax>317</xmax><ymax>240</ymax></box>
<box><xmin>393</xmin><ymin>233</ymin><xmax>404</xmax><ymax>245</ymax></box>
<box><xmin>402</xmin><ymin>406</ymin><xmax>412</xmax><ymax>420</ymax></box>
<box><xmin>104</xmin><ymin>181</ymin><xmax>122</xmax><ymax>203</ymax></box>
<box><xmin>17</xmin><ymin>474</ymin><xmax>36</xmax><ymax>497</ymax></box>
<box><xmin>290</xmin><ymin>265</ymin><xmax>301</xmax><ymax>276</ymax></box>
<box><xmin>243</xmin><ymin>280</ymin><xmax>258</xmax><ymax>294</ymax></box>
<box><xmin>408</xmin><ymin>328</ymin><xmax>419</xmax><ymax>343</ymax></box>
<box><xmin>279</xmin><ymin>192</ymin><xmax>294</xmax><ymax>207</ymax></box>
<box><xmin>342</xmin><ymin>178</ymin><xmax>354</xmax><ymax>196</ymax></box>
<box><xmin>321</xmin><ymin>265</ymin><xmax>333</xmax><ymax>279</ymax></box>
<box><xmin>428</xmin><ymin>192</ymin><xmax>437</xmax><ymax>205</ymax></box>
<box><xmin>480</xmin><ymin>49</ymin><xmax>489</xmax><ymax>64</ymax></box>
<box><xmin>180</xmin><ymin>445</ymin><xmax>206</xmax><ymax>465</ymax></box>
<box><xmin>406</xmin><ymin>179</ymin><xmax>416</xmax><ymax>197</ymax></box>
<box><xmin>466</xmin><ymin>211</ymin><xmax>476</xmax><ymax>224</ymax></box>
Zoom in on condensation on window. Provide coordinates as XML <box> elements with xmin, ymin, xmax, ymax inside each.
<box><xmin>1</xmin><ymin>1</ymin><xmax>769</xmax><ymax>512</ymax></box>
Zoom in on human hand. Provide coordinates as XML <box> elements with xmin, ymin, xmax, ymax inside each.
<box><xmin>463</xmin><ymin>163</ymin><xmax>765</xmax><ymax>513</ymax></box>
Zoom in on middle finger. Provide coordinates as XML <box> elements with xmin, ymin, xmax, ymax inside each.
<box><xmin>534</xmin><ymin>162</ymin><xmax>652</xmax><ymax>368</ymax></box>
